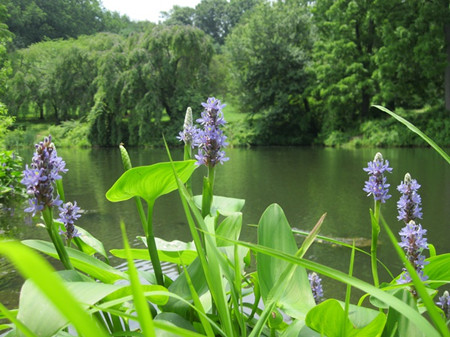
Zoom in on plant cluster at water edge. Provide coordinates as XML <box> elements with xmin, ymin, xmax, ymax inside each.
<box><xmin>0</xmin><ymin>102</ymin><xmax>449</xmax><ymax>337</ymax></box>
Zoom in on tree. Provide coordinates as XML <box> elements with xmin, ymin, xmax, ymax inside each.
<box><xmin>195</xmin><ymin>0</ymin><xmax>229</xmax><ymax>45</ymax></box>
<box><xmin>310</xmin><ymin>0</ymin><xmax>380</xmax><ymax>132</ymax></box>
<box><xmin>161</xmin><ymin>0</ymin><xmax>261</xmax><ymax>45</ymax></box>
<box><xmin>161</xmin><ymin>6</ymin><xmax>196</xmax><ymax>26</ymax></box>
<box><xmin>371</xmin><ymin>0</ymin><xmax>447</xmax><ymax>110</ymax></box>
<box><xmin>226</xmin><ymin>1</ymin><xmax>315</xmax><ymax>144</ymax></box>
<box><xmin>88</xmin><ymin>25</ymin><xmax>214</xmax><ymax>146</ymax></box>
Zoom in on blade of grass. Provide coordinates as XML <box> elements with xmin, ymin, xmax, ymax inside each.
<box><xmin>120</xmin><ymin>222</ymin><xmax>156</xmax><ymax>337</ymax></box>
<box><xmin>0</xmin><ymin>302</ymin><xmax>37</xmax><ymax>337</ymax></box>
<box><xmin>180</xmin><ymin>262</ymin><xmax>215</xmax><ymax>337</ymax></box>
<box><xmin>372</xmin><ymin>105</ymin><xmax>450</xmax><ymax>164</ymax></box>
<box><xmin>379</xmin><ymin>215</ymin><xmax>449</xmax><ymax>337</ymax></box>
<box><xmin>0</xmin><ymin>240</ymin><xmax>109</xmax><ymax>337</ymax></box>
<box><xmin>343</xmin><ymin>241</ymin><xmax>356</xmax><ymax>335</ymax></box>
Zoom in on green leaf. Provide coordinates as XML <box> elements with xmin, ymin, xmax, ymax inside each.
<box><xmin>257</xmin><ymin>204</ymin><xmax>315</xmax><ymax>318</ymax></box>
<box><xmin>120</xmin><ymin>223</ymin><xmax>156</xmax><ymax>337</ymax></box>
<box><xmin>0</xmin><ymin>240</ymin><xmax>109</xmax><ymax>337</ymax></box>
<box><xmin>0</xmin><ymin>302</ymin><xmax>37</xmax><ymax>337</ymax></box>
<box><xmin>73</xmin><ymin>225</ymin><xmax>108</xmax><ymax>260</ymax></box>
<box><xmin>216</xmin><ymin>212</ymin><xmax>242</xmax><ymax>246</ymax></box>
<box><xmin>22</xmin><ymin>240</ymin><xmax>126</xmax><ymax>283</ymax></box>
<box><xmin>280</xmin><ymin>319</ymin><xmax>320</xmax><ymax>337</ymax></box>
<box><xmin>305</xmin><ymin>299</ymin><xmax>386</xmax><ymax>337</ymax></box>
<box><xmin>154</xmin><ymin>313</ymin><xmax>198</xmax><ymax>337</ymax></box>
<box><xmin>372</xmin><ymin>105</ymin><xmax>450</xmax><ymax>164</ymax></box>
<box><xmin>111</xmin><ymin>238</ymin><xmax>198</xmax><ymax>265</ymax></box>
<box><xmin>106</xmin><ymin>161</ymin><xmax>196</xmax><ymax>204</ymax></box>
<box><xmin>424</xmin><ymin>253</ymin><xmax>450</xmax><ymax>289</ymax></box>
<box><xmin>17</xmin><ymin>278</ymin><xmax>124</xmax><ymax>337</ymax></box>
<box><xmin>381</xmin><ymin>289</ymin><xmax>426</xmax><ymax>337</ymax></box>
<box><xmin>193</xmin><ymin>195</ymin><xmax>246</xmax><ymax>216</ymax></box>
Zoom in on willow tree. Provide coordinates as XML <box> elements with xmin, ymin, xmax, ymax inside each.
<box><xmin>89</xmin><ymin>24</ymin><xmax>214</xmax><ymax>146</ymax></box>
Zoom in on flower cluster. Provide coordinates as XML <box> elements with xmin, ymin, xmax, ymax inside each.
<box><xmin>397</xmin><ymin>220</ymin><xmax>429</xmax><ymax>284</ymax></box>
<box><xmin>436</xmin><ymin>291</ymin><xmax>450</xmax><ymax>320</ymax></box>
<box><xmin>21</xmin><ymin>136</ymin><xmax>67</xmax><ymax>216</ymax></box>
<box><xmin>178</xmin><ymin>98</ymin><xmax>228</xmax><ymax>168</ymax></box>
<box><xmin>58</xmin><ymin>201</ymin><xmax>82</xmax><ymax>240</ymax></box>
<box><xmin>363</xmin><ymin>152</ymin><xmax>392</xmax><ymax>203</ymax></box>
<box><xmin>308</xmin><ymin>272</ymin><xmax>324</xmax><ymax>304</ymax></box>
<box><xmin>397</xmin><ymin>173</ymin><xmax>423</xmax><ymax>223</ymax></box>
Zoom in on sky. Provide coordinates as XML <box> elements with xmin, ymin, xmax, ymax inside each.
<box><xmin>101</xmin><ymin>0</ymin><xmax>202</xmax><ymax>23</ymax></box>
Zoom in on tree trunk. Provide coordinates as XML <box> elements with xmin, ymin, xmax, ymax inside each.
<box><xmin>39</xmin><ymin>104</ymin><xmax>44</xmax><ymax>120</ymax></box>
<box><xmin>444</xmin><ymin>23</ymin><xmax>450</xmax><ymax>111</ymax></box>
<box><xmin>361</xmin><ymin>90</ymin><xmax>370</xmax><ymax>120</ymax></box>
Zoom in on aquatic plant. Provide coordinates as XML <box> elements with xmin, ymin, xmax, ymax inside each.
<box><xmin>363</xmin><ymin>152</ymin><xmax>392</xmax><ymax>287</ymax></box>
<box><xmin>0</xmin><ymin>105</ymin><xmax>449</xmax><ymax>337</ymax></box>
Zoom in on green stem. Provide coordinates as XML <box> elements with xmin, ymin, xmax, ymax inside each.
<box><xmin>135</xmin><ymin>197</ymin><xmax>148</xmax><ymax>236</ymax></box>
<box><xmin>201</xmin><ymin>166</ymin><xmax>215</xmax><ymax>218</ymax></box>
<box><xmin>343</xmin><ymin>241</ymin><xmax>356</xmax><ymax>335</ymax></box>
<box><xmin>371</xmin><ymin>201</ymin><xmax>381</xmax><ymax>288</ymax></box>
<box><xmin>42</xmin><ymin>207</ymin><xmax>73</xmax><ymax>270</ymax></box>
<box><xmin>146</xmin><ymin>201</ymin><xmax>164</xmax><ymax>286</ymax></box>
<box><xmin>184</xmin><ymin>144</ymin><xmax>193</xmax><ymax>195</ymax></box>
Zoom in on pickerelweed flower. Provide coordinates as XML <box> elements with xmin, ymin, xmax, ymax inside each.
<box><xmin>177</xmin><ymin>107</ymin><xmax>199</xmax><ymax>148</ymax></box>
<box><xmin>195</xmin><ymin>97</ymin><xmax>229</xmax><ymax>167</ymax></box>
<box><xmin>436</xmin><ymin>290</ymin><xmax>450</xmax><ymax>320</ymax></box>
<box><xmin>308</xmin><ymin>272</ymin><xmax>324</xmax><ymax>304</ymax></box>
<box><xmin>397</xmin><ymin>220</ymin><xmax>429</xmax><ymax>284</ymax></box>
<box><xmin>363</xmin><ymin>152</ymin><xmax>393</xmax><ymax>203</ymax></box>
<box><xmin>397</xmin><ymin>173</ymin><xmax>423</xmax><ymax>223</ymax></box>
<box><xmin>58</xmin><ymin>201</ymin><xmax>81</xmax><ymax>240</ymax></box>
<box><xmin>21</xmin><ymin>136</ymin><xmax>67</xmax><ymax>215</ymax></box>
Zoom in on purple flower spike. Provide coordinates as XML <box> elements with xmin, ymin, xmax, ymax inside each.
<box><xmin>308</xmin><ymin>272</ymin><xmax>324</xmax><ymax>304</ymax></box>
<box><xmin>21</xmin><ymin>135</ymin><xmax>68</xmax><ymax>214</ymax></box>
<box><xmin>436</xmin><ymin>291</ymin><xmax>450</xmax><ymax>320</ymax></box>
<box><xmin>194</xmin><ymin>97</ymin><xmax>229</xmax><ymax>167</ymax></box>
<box><xmin>58</xmin><ymin>201</ymin><xmax>82</xmax><ymax>240</ymax></box>
<box><xmin>397</xmin><ymin>173</ymin><xmax>423</xmax><ymax>223</ymax></box>
<box><xmin>177</xmin><ymin>107</ymin><xmax>199</xmax><ymax>148</ymax></box>
<box><xmin>363</xmin><ymin>152</ymin><xmax>392</xmax><ymax>203</ymax></box>
<box><xmin>397</xmin><ymin>220</ymin><xmax>429</xmax><ymax>284</ymax></box>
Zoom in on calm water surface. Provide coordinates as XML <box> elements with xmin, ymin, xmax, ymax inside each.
<box><xmin>1</xmin><ymin>147</ymin><xmax>449</xmax><ymax>308</ymax></box>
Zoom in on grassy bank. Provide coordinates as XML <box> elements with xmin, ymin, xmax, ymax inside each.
<box><xmin>4</xmin><ymin>106</ymin><xmax>449</xmax><ymax>149</ymax></box>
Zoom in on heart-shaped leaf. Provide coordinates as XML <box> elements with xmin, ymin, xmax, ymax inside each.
<box><xmin>106</xmin><ymin>161</ymin><xmax>196</xmax><ymax>204</ymax></box>
<box><xmin>111</xmin><ymin>238</ymin><xmax>198</xmax><ymax>265</ymax></box>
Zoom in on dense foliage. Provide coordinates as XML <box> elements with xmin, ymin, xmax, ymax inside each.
<box><xmin>1</xmin><ymin>0</ymin><xmax>449</xmax><ymax>147</ymax></box>
<box><xmin>4</xmin><ymin>0</ymin><xmax>133</xmax><ymax>48</ymax></box>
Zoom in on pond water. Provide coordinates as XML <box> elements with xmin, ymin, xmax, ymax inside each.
<box><xmin>1</xmin><ymin>146</ymin><xmax>449</xmax><ymax>308</ymax></box>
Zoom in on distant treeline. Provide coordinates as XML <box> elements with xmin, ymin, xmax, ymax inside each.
<box><xmin>1</xmin><ymin>0</ymin><xmax>449</xmax><ymax>146</ymax></box>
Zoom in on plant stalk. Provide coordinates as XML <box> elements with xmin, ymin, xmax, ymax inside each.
<box><xmin>42</xmin><ymin>207</ymin><xmax>73</xmax><ymax>270</ymax></box>
<box><xmin>371</xmin><ymin>201</ymin><xmax>381</xmax><ymax>288</ymax></box>
<box><xmin>146</xmin><ymin>201</ymin><xmax>164</xmax><ymax>286</ymax></box>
